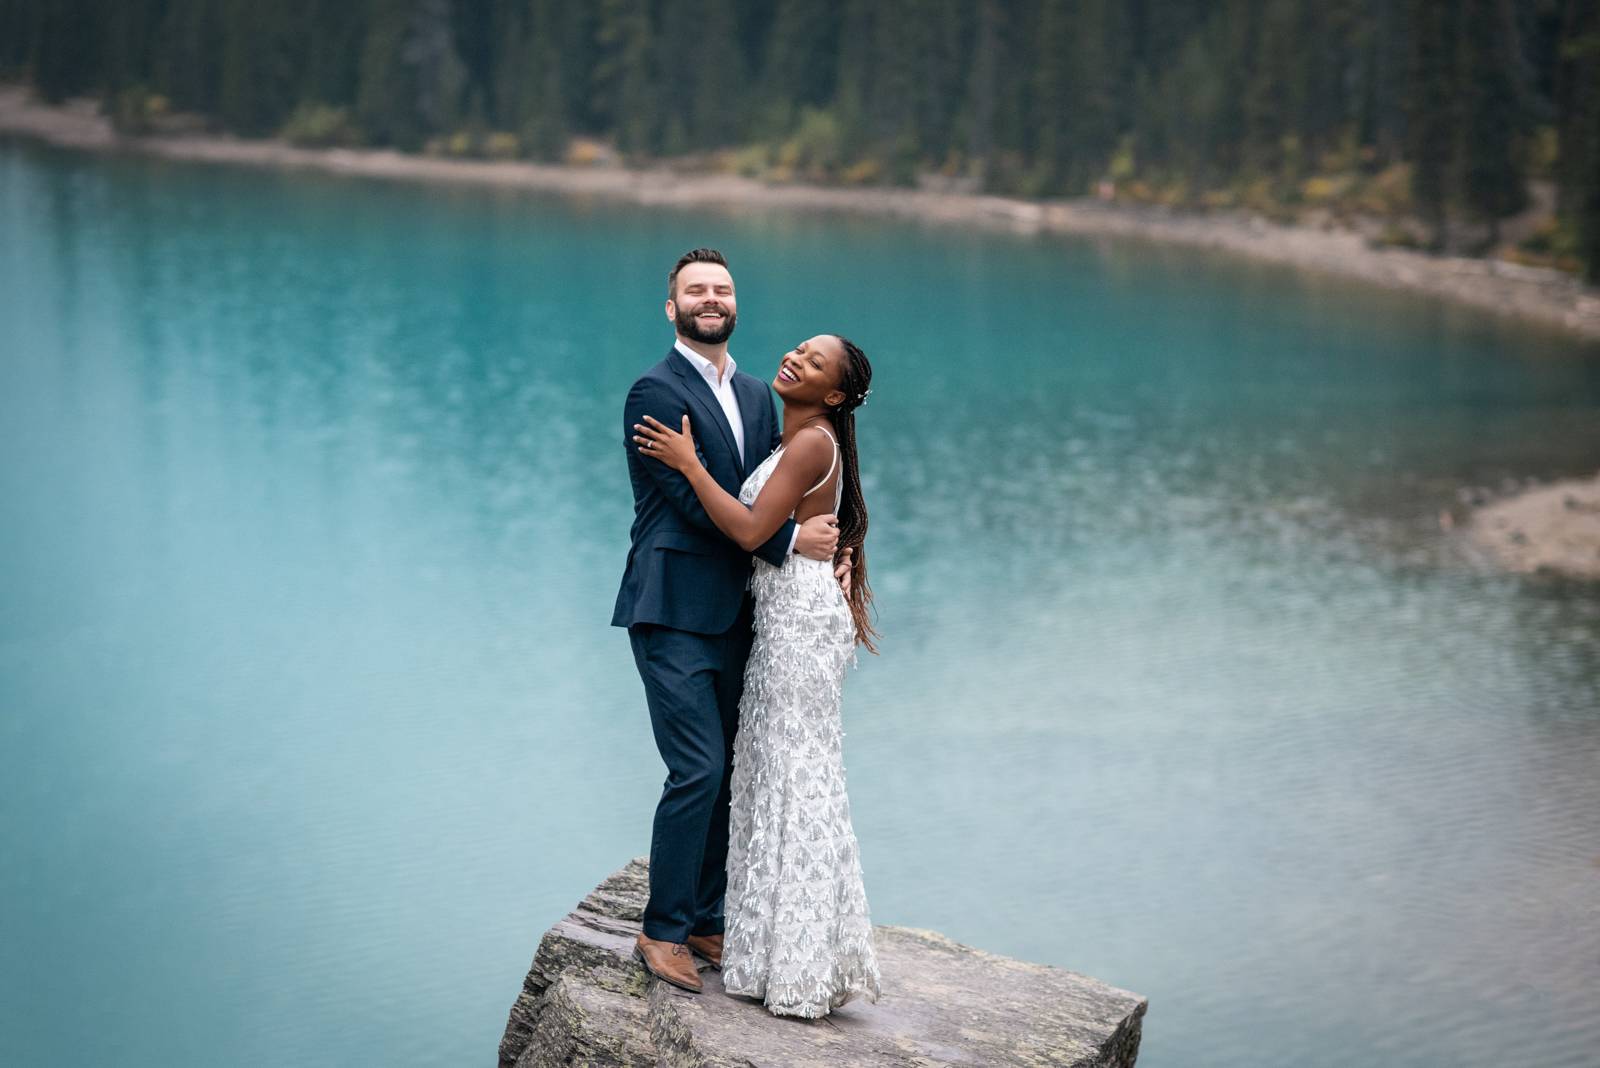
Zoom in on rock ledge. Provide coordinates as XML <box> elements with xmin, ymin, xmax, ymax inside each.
<box><xmin>498</xmin><ymin>858</ymin><xmax>1147</xmax><ymax>1067</ymax></box>
<box><xmin>1467</xmin><ymin>470</ymin><xmax>1600</xmax><ymax>580</ymax></box>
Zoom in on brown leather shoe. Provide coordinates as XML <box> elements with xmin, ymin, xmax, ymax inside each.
<box><xmin>685</xmin><ymin>932</ymin><xmax>723</xmax><ymax>970</ymax></box>
<box><xmin>633</xmin><ymin>933</ymin><xmax>702</xmax><ymax>993</ymax></box>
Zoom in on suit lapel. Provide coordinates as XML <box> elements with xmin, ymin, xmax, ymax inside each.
<box><xmin>733</xmin><ymin>373</ymin><xmax>770</xmax><ymax>478</ymax></box>
<box><xmin>667</xmin><ymin>348</ymin><xmax>742</xmax><ymax>478</ymax></box>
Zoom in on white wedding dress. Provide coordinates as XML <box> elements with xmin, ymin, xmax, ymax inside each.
<box><xmin>721</xmin><ymin>424</ymin><xmax>882</xmax><ymax>1018</ymax></box>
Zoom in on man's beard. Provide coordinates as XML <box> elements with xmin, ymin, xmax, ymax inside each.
<box><xmin>675</xmin><ymin>301</ymin><xmax>737</xmax><ymax>344</ymax></box>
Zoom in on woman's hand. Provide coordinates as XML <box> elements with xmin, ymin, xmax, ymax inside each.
<box><xmin>633</xmin><ymin>414</ymin><xmax>701</xmax><ymax>473</ymax></box>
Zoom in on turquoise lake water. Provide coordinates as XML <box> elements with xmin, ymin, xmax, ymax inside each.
<box><xmin>2</xmin><ymin>136</ymin><xmax>1598</xmax><ymax>1067</ymax></box>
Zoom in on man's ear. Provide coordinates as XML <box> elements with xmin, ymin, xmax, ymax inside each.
<box><xmin>664</xmin><ymin>299</ymin><xmax>677</xmax><ymax>323</ymax></box>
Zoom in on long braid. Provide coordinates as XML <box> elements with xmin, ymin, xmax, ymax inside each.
<box><xmin>827</xmin><ymin>336</ymin><xmax>879</xmax><ymax>654</ymax></box>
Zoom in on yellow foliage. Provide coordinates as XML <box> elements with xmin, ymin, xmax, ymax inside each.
<box><xmin>564</xmin><ymin>138</ymin><xmax>609</xmax><ymax>167</ymax></box>
<box><xmin>1108</xmin><ymin>135</ymin><xmax>1136</xmax><ymax>182</ymax></box>
<box><xmin>1353</xmin><ymin>163</ymin><xmax>1412</xmax><ymax>215</ymax></box>
<box><xmin>1300</xmin><ymin>175</ymin><xmax>1354</xmax><ymax>204</ymax></box>
<box><xmin>726</xmin><ymin>144</ymin><xmax>772</xmax><ymax>178</ymax></box>
<box><xmin>1237</xmin><ymin>177</ymin><xmax>1276</xmax><ymax>212</ymax></box>
<box><xmin>484</xmin><ymin>132</ymin><xmax>520</xmax><ymax>160</ymax></box>
<box><xmin>841</xmin><ymin>158</ymin><xmax>882</xmax><ymax>185</ymax></box>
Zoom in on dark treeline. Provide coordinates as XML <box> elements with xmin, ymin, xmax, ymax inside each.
<box><xmin>2</xmin><ymin>0</ymin><xmax>1599</xmax><ymax>278</ymax></box>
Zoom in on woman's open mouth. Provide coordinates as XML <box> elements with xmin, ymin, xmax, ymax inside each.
<box><xmin>777</xmin><ymin>366</ymin><xmax>799</xmax><ymax>383</ymax></box>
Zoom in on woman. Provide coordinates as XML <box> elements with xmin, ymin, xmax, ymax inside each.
<box><xmin>632</xmin><ymin>333</ymin><xmax>882</xmax><ymax>1019</ymax></box>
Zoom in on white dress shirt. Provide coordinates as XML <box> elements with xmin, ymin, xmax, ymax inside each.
<box><xmin>673</xmin><ymin>338</ymin><xmax>800</xmax><ymax>556</ymax></box>
<box><xmin>674</xmin><ymin>339</ymin><xmax>745</xmax><ymax>465</ymax></box>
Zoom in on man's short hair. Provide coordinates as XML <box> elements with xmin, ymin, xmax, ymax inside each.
<box><xmin>668</xmin><ymin>248</ymin><xmax>729</xmax><ymax>300</ymax></box>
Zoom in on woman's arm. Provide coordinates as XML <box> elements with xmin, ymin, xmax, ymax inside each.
<box><xmin>633</xmin><ymin>414</ymin><xmax>831</xmax><ymax>552</ymax></box>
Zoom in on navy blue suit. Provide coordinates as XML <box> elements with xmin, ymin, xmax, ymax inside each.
<box><xmin>613</xmin><ymin>346</ymin><xmax>797</xmax><ymax>942</ymax></box>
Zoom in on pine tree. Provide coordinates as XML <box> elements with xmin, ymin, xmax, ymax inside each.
<box><xmin>1457</xmin><ymin>0</ymin><xmax>1529</xmax><ymax>244</ymax></box>
<box><xmin>356</xmin><ymin>0</ymin><xmax>465</xmax><ymax>150</ymax></box>
<box><xmin>218</xmin><ymin>0</ymin><xmax>307</xmax><ymax>136</ymax></box>
<box><xmin>357</xmin><ymin>0</ymin><xmax>416</xmax><ymax>147</ymax></box>
<box><xmin>153</xmin><ymin>0</ymin><xmax>223</xmax><ymax>114</ymax></box>
<box><xmin>299</xmin><ymin>0</ymin><xmax>367</xmax><ymax>110</ymax></box>
<box><xmin>1583</xmin><ymin>94</ymin><xmax>1600</xmax><ymax>283</ymax></box>
<box><xmin>909</xmin><ymin>0</ymin><xmax>970</xmax><ymax>168</ymax></box>
<box><xmin>1360</xmin><ymin>0</ymin><xmax>1412</xmax><ymax>164</ymax></box>
<box><xmin>1242</xmin><ymin>0</ymin><xmax>1295</xmax><ymax>179</ymax></box>
<box><xmin>860</xmin><ymin>0</ymin><xmax>924</xmax><ymax>179</ymax></box>
<box><xmin>655</xmin><ymin>0</ymin><xmax>746</xmax><ymax>151</ymax></box>
<box><xmin>1033</xmin><ymin>0</ymin><xmax>1074</xmax><ymax>191</ymax></box>
<box><xmin>405</xmin><ymin>0</ymin><xmax>466</xmax><ymax>135</ymax></box>
<box><xmin>497</xmin><ymin>0</ymin><xmax>568</xmax><ymax>159</ymax></box>
<box><xmin>756</xmin><ymin>0</ymin><xmax>840</xmax><ymax>138</ymax></box>
<box><xmin>29</xmin><ymin>0</ymin><xmax>100</xmax><ymax>101</ymax></box>
<box><xmin>830</xmin><ymin>0</ymin><xmax>875</xmax><ymax>163</ymax></box>
<box><xmin>1554</xmin><ymin>0</ymin><xmax>1600</xmax><ymax>280</ymax></box>
<box><xmin>965</xmin><ymin>0</ymin><xmax>1002</xmax><ymax>183</ymax></box>
<box><xmin>101</xmin><ymin>0</ymin><xmax>164</xmax><ymax>94</ymax></box>
<box><xmin>1407</xmin><ymin>0</ymin><xmax>1458</xmax><ymax>250</ymax></box>
<box><xmin>591</xmin><ymin>0</ymin><xmax>656</xmax><ymax>155</ymax></box>
<box><xmin>0</xmin><ymin>0</ymin><xmax>28</xmax><ymax>74</ymax></box>
<box><xmin>1068</xmin><ymin>0</ymin><xmax>1124</xmax><ymax>190</ymax></box>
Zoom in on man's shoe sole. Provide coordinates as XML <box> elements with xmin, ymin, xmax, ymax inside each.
<box><xmin>633</xmin><ymin>944</ymin><xmax>702</xmax><ymax>993</ymax></box>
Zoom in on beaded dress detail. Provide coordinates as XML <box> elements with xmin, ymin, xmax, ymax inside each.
<box><xmin>721</xmin><ymin>424</ymin><xmax>882</xmax><ymax>1018</ymax></box>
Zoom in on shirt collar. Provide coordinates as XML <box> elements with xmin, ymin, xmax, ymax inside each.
<box><xmin>674</xmin><ymin>338</ymin><xmax>735</xmax><ymax>387</ymax></box>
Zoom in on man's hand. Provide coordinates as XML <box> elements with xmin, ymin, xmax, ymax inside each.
<box><xmin>795</xmin><ymin>514</ymin><xmax>839</xmax><ymax>561</ymax></box>
<box><xmin>834</xmin><ymin>546</ymin><xmax>853</xmax><ymax>598</ymax></box>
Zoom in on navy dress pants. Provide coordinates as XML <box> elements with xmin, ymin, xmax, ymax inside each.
<box><xmin>628</xmin><ymin>594</ymin><xmax>755</xmax><ymax>943</ymax></box>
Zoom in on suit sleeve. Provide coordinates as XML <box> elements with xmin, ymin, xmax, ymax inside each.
<box><xmin>753</xmin><ymin>513</ymin><xmax>797</xmax><ymax>568</ymax></box>
<box><xmin>625</xmin><ymin>377</ymin><xmax>796</xmax><ymax>563</ymax></box>
<box><xmin>753</xmin><ymin>387</ymin><xmax>796</xmax><ymax>567</ymax></box>
<box><xmin>625</xmin><ymin>377</ymin><xmax>719</xmax><ymax>535</ymax></box>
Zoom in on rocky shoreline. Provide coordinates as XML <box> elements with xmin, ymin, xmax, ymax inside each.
<box><xmin>498</xmin><ymin>858</ymin><xmax>1148</xmax><ymax>1067</ymax></box>
<box><xmin>3</xmin><ymin>83</ymin><xmax>1599</xmax><ymax>342</ymax></box>
<box><xmin>1466</xmin><ymin>471</ymin><xmax>1600</xmax><ymax>580</ymax></box>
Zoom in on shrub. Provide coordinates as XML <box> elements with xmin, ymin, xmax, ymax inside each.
<box><xmin>785</xmin><ymin>107</ymin><xmax>842</xmax><ymax>180</ymax></box>
<box><xmin>840</xmin><ymin>157</ymin><xmax>882</xmax><ymax>185</ymax></box>
<box><xmin>107</xmin><ymin>85</ymin><xmax>167</xmax><ymax>135</ymax></box>
<box><xmin>483</xmin><ymin>131</ymin><xmax>520</xmax><ymax>160</ymax></box>
<box><xmin>1371</xmin><ymin>222</ymin><xmax>1422</xmax><ymax>250</ymax></box>
<box><xmin>1506</xmin><ymin>217</ymin><xmax>1581</xmax><ymax>273</ymax></box>
<box><xmin>280</xmin><ymin>102</ymin><xmax>359</xmax><ymax>148</ymax></box>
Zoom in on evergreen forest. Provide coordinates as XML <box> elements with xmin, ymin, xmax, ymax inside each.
<box><xmin>3</xmin><ymin>0</ymin><xmax>1598</xmax><ymax>280</ymax></box>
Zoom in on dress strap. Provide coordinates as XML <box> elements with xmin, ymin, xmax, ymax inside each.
<box><xmin>802</xmin><ymin>424</ymin><xmax>840</xmax><ymax>498</ymax></box>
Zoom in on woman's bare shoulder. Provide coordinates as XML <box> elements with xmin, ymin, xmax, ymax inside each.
<box><xmin>779</xmin><ymin>424</ymin><xmax>834</xmax><ymax>468</ymax></box>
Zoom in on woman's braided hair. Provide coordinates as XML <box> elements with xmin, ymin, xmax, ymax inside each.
<box><xmin>826</xmin><ymin>336</ymin><xmax>879</xmax><ymax>653</ymax></box>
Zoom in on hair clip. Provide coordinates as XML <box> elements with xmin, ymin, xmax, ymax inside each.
<box><xmin>857</xmin><ymin>388</ymin><xmax>872</xmax><ymax>407</ymax></box>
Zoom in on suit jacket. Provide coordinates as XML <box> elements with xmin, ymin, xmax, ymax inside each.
<box><xmin>611</xmin><ymin>345</ymin><xmax>797</xmax><ymax>634</ymax></box>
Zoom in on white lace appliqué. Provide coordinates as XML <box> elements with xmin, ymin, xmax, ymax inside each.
<box><xmin>720</xmin><ymin>443</ymin><xmax>882</xmax><ymax>1018</ymax></box>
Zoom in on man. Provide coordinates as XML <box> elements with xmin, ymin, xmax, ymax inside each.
<box><xmin>612</xmin><ymin>248</ymin><xmax>849</xmax><ymax>993</ymax></box>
